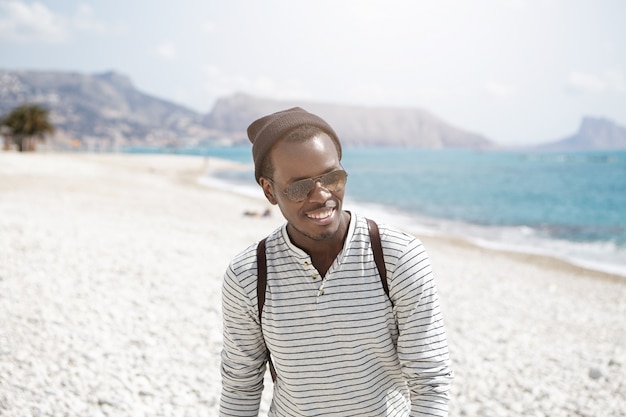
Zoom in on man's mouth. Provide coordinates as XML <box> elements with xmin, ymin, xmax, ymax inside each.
<box><xmin>305</xmin><ymin>201</ymin><xmax>337</xmax><ymax>221</ymax></box>
<box><xmin>306</xmin><ymin>207</ymin><xmax>335</xmax><ymax>220</ymax></box>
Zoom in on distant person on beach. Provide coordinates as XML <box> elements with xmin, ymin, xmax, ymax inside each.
<box><xmin>220</xmin><ymin>108</ymin><xmax>453</xmax><ymax>416</ymax></box>
<box><xmin>243</xmin><ymin>208</ymin><xmax>271</xmax><ymax>218</ymax></box>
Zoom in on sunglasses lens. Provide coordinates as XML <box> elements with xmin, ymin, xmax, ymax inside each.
<box><xmin>283</xmin><ymin>170</ymin><xmax>348</xmax><ymax>201</ymax></box>
<box><xmin>285</xmin><ymin>180</ymin><xmax>314</xmax><ymax>201</ymax></box>
<box><xmin>321</xmin><ymin>170</ymin><xmax>347</xmax><ymax>191</ymax></box>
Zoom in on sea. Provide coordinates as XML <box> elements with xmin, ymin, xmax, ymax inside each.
<box><xmin>125</xmin><ymin>146</ymin><xmax>626</xmax><ymax>278</ymax></box>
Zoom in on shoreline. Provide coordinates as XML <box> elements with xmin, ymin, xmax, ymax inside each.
<box><xmin>421</xmin><ymin>232</ymin><xmax>626</xmax><ymax>285</ymax></box>
<box><xmin>1</xmin><ymin>151</ymin><xmax>624</xmax><ymax>416</ymax></box>
<box><xmin>5</xmin><ymin>149</ymin><xmax>622</xmax><ymax>284</ymax></box>
<box><xmin>198</xmin><ymin>155</ymin><xmax>626</xmax><ymax>282</ymax></box>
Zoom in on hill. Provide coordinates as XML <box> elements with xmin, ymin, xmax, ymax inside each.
<box><xmin>0</xmin><ymin>70</ymin><xmax>213</xmax><ymax>150</ymax></box>
<box><xmin>0</xmin><ymin>69</ymin><xmax>493</xmax><ymax>150</ymax></box>
<box><xmin>205</xmin><ymin>93</ymin><xmax>493</xmax><ymax>149</ymax></box>
<box><xmin>537</xmin><ymin>117</ymin><xmax>626</xmax><ymax>151</ymax></box>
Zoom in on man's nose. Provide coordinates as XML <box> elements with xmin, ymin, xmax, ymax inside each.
<box><xmin>308</xmin><ymin>180</ymin><xmax>331</xmax><ymax>202</ymax></box>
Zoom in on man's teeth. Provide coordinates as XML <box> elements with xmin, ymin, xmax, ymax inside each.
<box><xmin>308</xmin><ymin>208</ymin><xmax>334</xmax><ymax>220</ymax></box>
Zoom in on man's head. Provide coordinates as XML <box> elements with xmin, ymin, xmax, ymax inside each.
<box><xmin>247</xmin><ymin>108</ymin><xmax>348</xmax><ymax>245</ymax></box>
<box><xmin>247</xmin><ymin>107</ymin><xmax>342</xmax><ymax>184</ymax></box>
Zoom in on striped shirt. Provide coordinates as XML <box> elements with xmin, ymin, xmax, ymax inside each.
<box><xmin>220</xmin><ymin>213</ymin><xmax>453</xmax><ymax>416</ymax></box>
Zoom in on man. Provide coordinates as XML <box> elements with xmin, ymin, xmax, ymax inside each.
<box><xmin>220</xmin><ymin>107</ymin><xmax>453</xmax><ymax>416</ymax></box>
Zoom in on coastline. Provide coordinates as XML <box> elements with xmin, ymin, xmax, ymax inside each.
<box><xmin>1</xmin><ymin>152</ymin><xmax>624</xmax><ymax>416</ymax></box>
<box><xmin>201</xmin><ymin>157</ymin><xmax>626</xmax><ymax>281</ymax></box>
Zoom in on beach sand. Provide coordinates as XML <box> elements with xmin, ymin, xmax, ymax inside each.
<box><xmin>1</xmin><ymin>152</ymin><xmax>624</xmax><ymax>416</ymax></box>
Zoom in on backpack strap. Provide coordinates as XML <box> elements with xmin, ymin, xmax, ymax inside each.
<box><xmin>367</xmin><ymin>218</ymin><xmax>390</xmax><ymax>301</ymax></box>
<box><xmin>256</xmin><ymin>238</ymin><xmax>267</xmax><ymax>320</ymax></box>
<box><xmin>256</xmin><ymin>238</ymin><xmax>277</xmax><ymax>382</ymax></box>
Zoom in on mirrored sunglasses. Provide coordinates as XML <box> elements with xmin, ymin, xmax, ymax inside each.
<box><xmin>272</xmin><ymin>169</ymin><xmax>348</xmax><ymax>202</ymax></box>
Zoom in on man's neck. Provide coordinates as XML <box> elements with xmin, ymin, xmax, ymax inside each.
<box><xmin>288</xmin><ymin>211</ymin><xmax>351</xmax><ymax>276</ymax></box>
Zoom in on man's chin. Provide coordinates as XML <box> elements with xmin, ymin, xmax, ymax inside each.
<box><xmin>291</xmin><ymin>220</ymin><xmax>340</xmax><ymax>243</ymax></box>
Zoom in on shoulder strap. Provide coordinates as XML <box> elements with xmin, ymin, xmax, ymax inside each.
<box><xmin>256</xmin><ymin>237</ymin><xmax>277</xmax><ymax>382</ymax></box>
<box><xmin>367</xmin><ymin>218</ymin><xmax>390</xmax><ymax>299</ymax></box>
<box><xmin>256</xmin><ymin>238</ymin><xmax>267</xmax><ymax>321</ymax></box>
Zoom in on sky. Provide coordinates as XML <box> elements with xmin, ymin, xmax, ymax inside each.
<box><xmin>0</xmin><ymin>0</ymin><xmax>624</xmax><ymax>145</ymax></box>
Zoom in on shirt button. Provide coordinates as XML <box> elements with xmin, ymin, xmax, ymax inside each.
<box><xmin>319</xmin><ymin>290</ymin><xmax>325</xmax><ymax>296</ymax></box>
<box><xmin>312</xmin><ymin>273</ymin><xmax>318</xmax><ymax>279</ymax></box>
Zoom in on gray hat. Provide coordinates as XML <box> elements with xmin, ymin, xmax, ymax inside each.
<box><xmin>247</xmin><ymin>107</ymin><xmax>342</xmax><ymax>183</ymax></box>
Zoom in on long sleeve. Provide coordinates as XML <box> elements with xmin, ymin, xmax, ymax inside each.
<box><xmin>219</xmin><ymin>261</ymin><xmax>267</xmax><ymax>417</ymax></box>
<box><xmin>389</xmin><ymin>236</ymin><xmax>453</xmax><ymax>416</ymax></box>
<box><xmin>220</xmin><ymin>218</ymin><xmax>453</xmax><ymax>416</ymax></box>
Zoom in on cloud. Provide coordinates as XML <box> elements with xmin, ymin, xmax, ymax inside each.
<box><xmin>200</xmin><ymin>65</ymin><xmax>444</xmax><ymax>109</ymax></box>
<box><xmin>484</xmin><ymin>80</ymin><xmax>517</xmax><ymax>98</ymax></box>
<box><xmin>0</xmin><ymin>1</ymin><xmax>68</xmax><ymax>42</ymax></box>
<box><xmin>566</xmin><ymin>70</ymin><xmax>626</xmax><ymax>94</ymax></box>
<box><xmin>201</xmin><ymin>64</ymin><xmax>310</xmax><ymax>101</ymax></box>
<box><xmin>0</xmin><ymin>1</ymin><xmax>125</xmax><ymax>43</ymax></box>
<box><xmin>201</xmin><ymin>21</ymin><xmax>217</xmax><ymax>34</ymax></box>
<box><xmin>498</xmin><ymin>0</ymin><xmax>526</xmax><ymax>9</ymax></box>
<box><xmin>497</xmin><ymin>0</ymin><xmax>558</xmax><ymax>9</ymax></box>
<box><xmin>154</xmin><ymin>41</ymin><xmax>176</xmax><ymax>61</ymax></box>
<box><xmin>603</xmin><ymin>70</ymin><xmax>626</xmax><ymax>93</ymax></box>
<box><xmin>71</xmin><ymin>4</ymin><xmax>124</xmax><ymax>36</ymax></box>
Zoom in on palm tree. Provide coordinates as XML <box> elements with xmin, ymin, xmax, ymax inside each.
<box><xmin>1</xmin><ymin>104</ymin><xmax>55</xmax><ymax>152</ymax></box>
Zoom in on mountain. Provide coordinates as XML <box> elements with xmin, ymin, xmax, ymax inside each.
<box><xmin>0</xmin><ymin>70</ymin><xmax>214</xmax><ymax>149</ymax></box>
<box><xmin>205</xmin><ymin>93</ymin><xmax>493</xmax><ymax>149</ymax></box>
<box><xmin>0</xmin><ymin>69</ymin><xmax>492</xmax><ymax>150</ymax></box>
<box><xmin>537</xmin><ymin>117</ymin><xmax>626</xmax><ymax>151</ymax></box>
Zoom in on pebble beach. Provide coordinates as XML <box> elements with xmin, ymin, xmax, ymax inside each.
<box><xmin>1</xmin><ymin>152</ymin><xmax>624</xmax><ymax>416</ymax></box>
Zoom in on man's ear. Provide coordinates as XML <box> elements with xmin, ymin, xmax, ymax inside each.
<box><xmin>259</xmin><ymin>177</ymin><xmax>278</xmax><ymax>205</ymax></box>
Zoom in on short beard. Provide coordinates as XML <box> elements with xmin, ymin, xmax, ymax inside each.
<box><xmin>289</xmin><ymin>223</ymin><xmax>338</xmax><ymax>242</ymax></box>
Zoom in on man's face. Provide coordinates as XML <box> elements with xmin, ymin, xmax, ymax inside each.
<box><xmin>260</xmin><ymin>133</ymin><xmax>347</xmax><ymax>248</ymax></box>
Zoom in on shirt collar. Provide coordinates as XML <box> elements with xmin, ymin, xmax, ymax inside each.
<box><xmin>279</xmin><ymin>211</ymin><xmax>357</xmax><ymax>261</ymax></box>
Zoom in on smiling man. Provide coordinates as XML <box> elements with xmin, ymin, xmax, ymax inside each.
<box><xmin>219</xmin><ymin>108</ymin><xmax>453</xmax><ymax>416</ymax></box>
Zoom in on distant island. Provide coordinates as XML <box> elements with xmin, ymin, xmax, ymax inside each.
<box><xmin>1</xmin><ymin>69</ymin><xmax>625</xmax><ymax>151</ymax></box>
<box><xmin>534</xmin><ymin>117</ymin><xmax>626</xmax><ymax>151</ymax></box>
